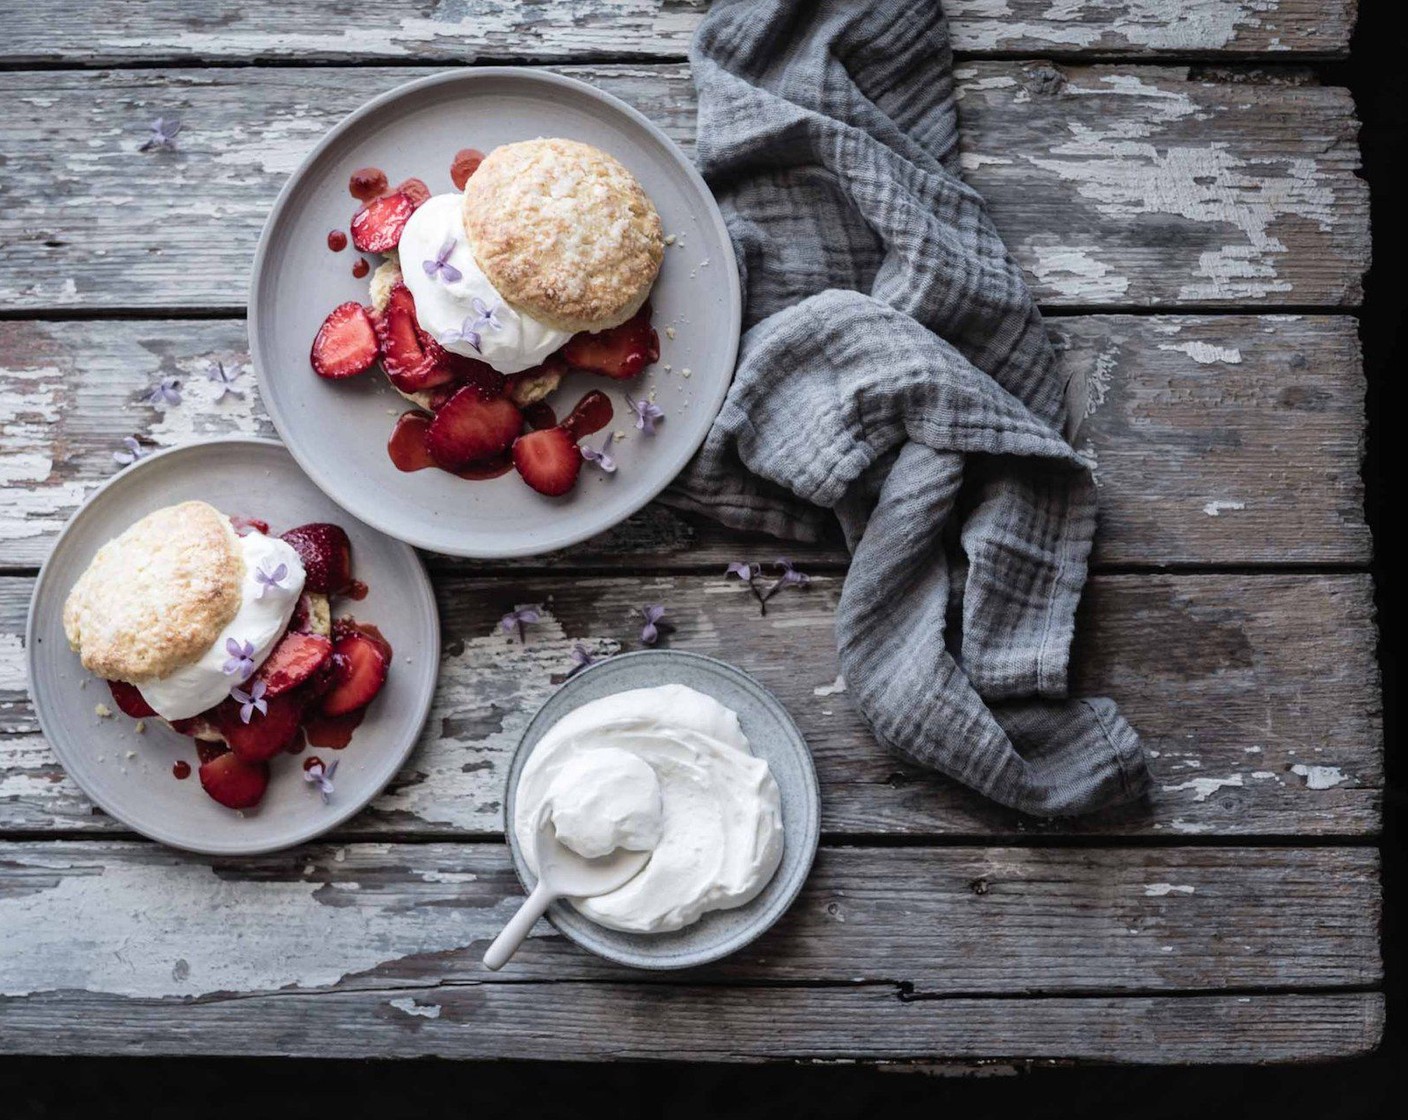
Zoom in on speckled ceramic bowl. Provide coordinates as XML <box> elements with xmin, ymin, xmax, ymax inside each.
<box><xmin>503</xmin><ymin>650</ymin><xmax>821</xmax><ymax>970</ymax></box>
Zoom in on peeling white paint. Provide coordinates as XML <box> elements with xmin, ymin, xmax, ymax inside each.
<box><xmin>948</xmin><ymin>0</ymin><xmax>1279</xmax><ymax>52</ymax></box>
<box><xmin>1028</xmin><ymin>245</ymin><xmax>1130</xmax><ymax>300</ymax></box>
<box><xmin>1158</xmin><ymin>341</ymin><xmax>1243</xmax><ymax>364</ymax></box>
<box><xmin>1203</xmin><ymin>500</ymin><xmax>1246</xmax><ymax>517</ymax></box>
<box><xmin>1163</xmin><ymin>774</ymin><xmax>1243</xmax><ymax>802</ymax></box>
<box><xmin>1144</xmin><ymin>883</ymin><xmax>1196</xmax><ymax>897</ymax></box>
<box><xmin>813</xmin><ymin>675</ymin><xmax>847</xmax><ymax>698</ymax></box>
<box><xmin>389</xmin><ymin>997</ymin><xmax>442</xmax><ymax>1019</ymax></box>
<box><xmin>1291</xmin><ymin>764</ymin><xmax>1348</xmax><ymax>790</ymax></box>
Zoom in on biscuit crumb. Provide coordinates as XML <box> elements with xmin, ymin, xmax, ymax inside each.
<box><xmin>664</xmin><ymin>234</ymin><xmax>677</xmax><ymax>246</ymax></box>
<box><xmin>665</xmin><ymin>326</ymin><xmax>677</xmax><ymax>340</ymax></box>
<box><xmin>94</xmin><ymin>703</ymin><xmax>113</xmax><ymax>718</ymax></box>
<box><xmin>125</xmin><ymin>750</ymin><xmax>137</xmax><ymax>760</ymax></box>
<box><xmin>134</xmin><ymin>720</ymin><xmax>146</xmax><ymax>734</ymax></box>
<box><xmin>613</xmin><ymin>430</ymin><xmax>627</xmax><ymax>442</ymax></box>
<box><xmin>682</xmin><ymin>368</ymin><xmax>693</xmax><ymax>379</ymax></box>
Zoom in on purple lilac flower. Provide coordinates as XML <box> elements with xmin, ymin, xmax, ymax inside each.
<box><xmin>624</xmin><ymin>393</ymin><xmax>664</xmax><ymax>435</ymax></box>
<box><xmin>422</xmin><ymin>237</ymin><xmax>462</xmax><ymax>284</ymax></box>
<box><xmin>254</xmin><ymin>561</ymin><xmax>289</xmax><ymax>598</ymax></box>
<box><xmin>304</xmin><ymin>758</ymin><xmax>338</xmax><ymax>804</ymax></box>
<box><xmin>441</xmin><ymin>298</ymin><xmax>504</xmax><ymax>353</ymax></box>
<box><xmin>207</xmin><ymin>361</ymin><xmax>243</xmax><ymax>400</ymax></box>
<box><xmin>580</xmin><ymin>433</ymin><xmax>617</xmax><ymax>473</ymax></box>
<box><xmin>222</xmin><ymin>638</ymin><xmax>257</xmax><ymax>680</ymax></box>
<box><xmin>140</xmin><ymin>117</ymin><xmax>181</xmax><ymax>152</ymax></box>
<box><xmin>639</xmin><ymin>604</ymin><xmax>668</xmax><ymax>646</ymax></box>
<box><xmin>147</xmin><ymin>376</ymin><xmax>182</xmax><ymax>407</ymax></box>
<box><xmin>113</xmin><ymin>436</ymin><xmax>146</xmax><ymax>466</ymax></box>
<box><xmin>565</xmin><ymin>642</ymin><xmax>597</xmax><ymax>679</ymax></box>
<box><xmin>762</xmin><ymin>558</ymin><xmax>810</xmax><ymax>602</ymax></box>
<box><xmin>725</xmin><ymin>561</ymin><xmax>757</xmax><ymax>583</ymax></box>
<box><xmin>500</xmin><ymin>604</ymin><xmax>542</xmax><ymax>643</ymax></box>
<box><xmin>230</xmin><ymin>680</ymin><xmax>268</xmax><ymax>724</ymax></box>
<box><xmin>471</xmin><ymin>297</ymin><xmax>502</xmax><ymax>333</ymax></box>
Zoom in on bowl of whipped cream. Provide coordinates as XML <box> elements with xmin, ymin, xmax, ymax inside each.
<box><xmin>504</xmin><ymin>650</ymin><xmax>820</xmax><ymax>969</ymax></box>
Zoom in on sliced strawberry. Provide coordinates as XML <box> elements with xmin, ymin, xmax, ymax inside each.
<box><xmin>107</xmin><ymin>680</ymin><xmax>155</xmax><ymax>719</ymax></box>
<box><xmin>373</xmin><ymin>283</ymin><xmax>458</xmax><ymax>393</ymax></box>
<box><xmin>214</xmin><ymin>691</ymin><xmax>306</xmax><ymax>763</ymax></box>
<box><xmin>229</xmin><ymin>515</ymin><xmax>270</xmax><ymax>537</ymax></box>
<box><xmin>311</xmin><ymin>302</ymin><xmax>379</xmax><ymax>379</ymax></box>
<box><xmin>321</xmin><ymin>633</ymin><xmax>390</xmax><ymax>717</ymax></box>
<box><xmin>560</xmin><ymin>303</ymin><xmax>659</xmax><ymax>380</ymax></box>
<box><xmin>332</xmin><ymin>619</ymin><xmax>393</xmax><ymax>661</ymax></box>
<box><xmin>254</xmin><ymin>632</ymin><xmax>333</xmax><ymax>696</ymax></box>
<box><xmin>280</xmin><ymin>523</ymin><xmax>353</xmax><ymax>596</ymax></box>
<box><xmin>426</xmin><ymin>386</ymin><xmax>523</xmax><ymax>469</ymax></box>
<box><xmin>395</xmin><ymin>177</ymin><xmax>431</xmax><ymax>206</ymax></box>
<box><xmin>198</xmin><ymin>751</ymin><xmax>270</xmax><ymax>810</ymax></box>
<box><xmin>512</xmin><ymin>427</ymin><xmax>582</xmax><ymax>496</ymax></box>
<box><xmin>350</xmin><ymin>188</ymin><xmax>422</xmax><ymax>253</ymax></box>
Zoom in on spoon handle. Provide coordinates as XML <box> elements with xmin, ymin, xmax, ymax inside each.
<box><xmin>483</xmin><ymin>881</ymin><xmax>555</xmax><ymax>971</ymax></box>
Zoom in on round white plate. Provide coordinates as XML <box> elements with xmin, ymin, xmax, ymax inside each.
<box><xmin>249</xmin><ymin>67</ymin><xmax>740</xmax><ymax>558</ymax></box>
<box><xmin>26</xmin><ymin>438</ymin><xmax>440</xmax><ymax>855</ymax></box>
<box><xmin>504</xmin><ymin>651</ymin><xmax>821</xmax><ymax>970</ymax></box>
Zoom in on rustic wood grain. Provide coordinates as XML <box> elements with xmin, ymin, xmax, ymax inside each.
<box><xmin>0</xmin><ymin>987</ymin><xmax>1383</xmax><ymax>1063</ymax></box>
<box><xmin>0</xmin><ymin>842</ymin><xmax>1379</xmax><ymax>996</ymax></box>
<box><xmin>0</xmin><ymin>63</ymin><xmax>1367</xmax><ymax>311</ymax></box>
<box><xmin>1</xmin><ymin>573</ymin><xmax>1380</xmax><ymax>838</ymax></box>
<box><xmin>0</xmin><ymin>315</ymin><xmax>1369</xmax><ymax>570</ymax></box>
<box><xmin>0</xmin><ymin>1</ymin><xmax>1356</xmax><ymax>65</ymax></box>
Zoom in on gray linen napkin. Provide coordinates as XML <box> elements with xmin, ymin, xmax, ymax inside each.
<box><xmin>665</xmin><ymin>0</ymin><xmax>1150</xmax><ymax>814</ymax></box>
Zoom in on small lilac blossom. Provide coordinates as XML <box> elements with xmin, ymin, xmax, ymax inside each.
<box><xmin>140</xmin><ymin>117</ymin><xmax>181</xmax><ymax>152</ymax></box>
<box><xmin>639</xmin><ymin>604</ymin><xmax>668</xmax><ymax>646</ymax></box>
<box><xmin>113</xmin><ymin>436</ymin><xmax>146</xmax><ymax>466</ymax></box>
<box><xmin>304</xmin><ymin>758</ymin><xmax>338</xmax><ymax>804</ymax></box>
<box><xmin>565</xmin><ymin>642</ymin><xmax>596</xmax><ymax>679</ymax></box>
<box><xmin>147</xmin><ymin>376</ymin><xmax>182</xmax><ymax>407</ymax></box>
<box><xmin>580</xmin><ymin>433</ymin><xmax>616</xmax><ymax>473</ymax></box>
<box><xmin>441</xmin><ymin>316</ymin><xmax>482</xmax><ymax>353</ymax></box>
<box><xmin>500</xmin><ymin>604</ymin><xmax>542</xmax><ymax>643</ymax></box>
<box><xmin>725</xmin><ymin>561</ymin><xmax>757</xmax><ymax>583</ymax></box>
<box><xmin>762</xmin><ymin>558</ymin><xmax>811</xmax><ymax>601</ymax></box>
<box><xmin>624</xmin><ymin>393</ymin><xmax>664</xmax><ymax>435</ymax></box>
<box><xmin>254</xmin><ymin>561</ymin><xmax>289</xmax><ymax>599</ymax></box>
<box><xmin>230</xmin><ymin>680</ymin><xmax>268</xmax><ymax>724</ymax></box>
<box><xmin>207</xmin><ymin>361</ymin><xmax>244</xmax><ymax>400</ymax></box>
<box><xmin>422</xmin><ymin>237</ymin><xmax>462</xmax><ymax>284</ymax></box>
<box><xmin>471</xmin><ymin>297</ymin><xmax>502</xmax><ymax>333</ymax></box>
<box><xmin>222</xmin><ymin>638</ymin><xmax>257</xmax><ymax>680</ymax></box>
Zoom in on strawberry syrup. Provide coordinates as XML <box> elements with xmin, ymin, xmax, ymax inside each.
<box><xmin>352</xmin><ymin>257</ymin><xmax>370</xmax><ymax>279</ymax></box>
<box><xmin>561</xmin><ymin>390</ymin><xmax>614</xmax><ymax>439</ymax></box>
<box><xmin>327</xmin><ymin>229</ymin><xmax>347</xmax><ymax>252</ymax></box>
<box><xmin>349</xmin><ymin>166</ymin><xmax>388</xmax><ymax>201</ymax></box>
<box><xmin>172</xmin><ymin>760</ymin><xmax>191</xmax><ymax>780</ymax></box>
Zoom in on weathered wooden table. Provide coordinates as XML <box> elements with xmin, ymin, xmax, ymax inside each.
<box><xmin>0</xmin><ymin>1</ymin><xmax>1380</xmax><ymax>1066</ymax></box>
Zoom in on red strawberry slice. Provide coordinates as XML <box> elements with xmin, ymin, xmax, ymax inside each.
<box><xmin>511</xmin><ymin>427</ymin><xmax>582</xmax><ymax>496</ymax></box>
<box><xmin>311</xmin><ymin>302</ymin><xmax>379</xmax><ymax>379</ymax></box>
<box><xmin>107</xmin><ymin>680</ymin><xmax>155</xmax><ymax>719</ymax></box>
<box><xmin>426</xmin><ymin>386</ymin><xmax>523</xmax><ymax>469</ymax></box>
<box><xmin>214</xmin><ymin>691</ymin><xmax>306</xmax><ymax>763</ymax></box>
<box><xmin>321</xmin><ymin>633</ymin><xmax>390</xmax><ymax>717</ymax></box>
<box><xmin>229</xmin><ymin>515</ymin><xmax>270</xmax><ymax>537</ymax></box>
<box><xmin>280</xmin><ymin>523</ymin><xmax>353</xmax><ymax>596</ymax></box>
<box><xmin>254</xmin><ymin>632</ymin><xmax>333</xmax><ymax>696</ymax></box>
<box><xmin>350</xmin><ymin>188</ymin><xmax>423</xmax><ymax>253</ymax></box>
<box><xmin>374</xmin><ymin>283</ymin><xmax>458</xmax><ymax>393</ymax></box>
<box><xmin>395</xmin><ymin>177</ymin><xmax>431</xmax><ymax>206</ymax></box>
<box><xmin>560</xmin><ymin>303</ymin><xmax>660</xmax><ymax>380</ymax></box>
<box><xmin>198</xmin><ymin>751</ymin><xmax>270</xmax><ymax>810</ymax></box>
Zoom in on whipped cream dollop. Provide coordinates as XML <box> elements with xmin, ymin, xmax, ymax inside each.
<box><xmin>514</xmin><ymin>684</ymin><xmax>785</xmax><ymax>934</ymax></box>
<box><xmin>140</xmin><ymin>531</ymin><xmax>306</xmax><ymax>721</ymax></box>
<box><xmin>397</xmin><ymin>193</ymin><xmax>573</xmax><ymax>374</ymax></box>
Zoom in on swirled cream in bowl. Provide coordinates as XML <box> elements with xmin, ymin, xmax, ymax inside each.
<box><xmin>503</xmin><ymin>650</ymin><xmax>820</xmax><ymax>969</ymax></box>
<box><xmin>513</xmin><ymin>684</ymin><xmax>785</xmax><ymax>933</ymax></box>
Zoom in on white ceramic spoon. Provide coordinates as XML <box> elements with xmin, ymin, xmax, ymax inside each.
<box><xmin>483</xmin><ymin>812</ymin><xmax>651</xmax><ymax>970</ymax></box>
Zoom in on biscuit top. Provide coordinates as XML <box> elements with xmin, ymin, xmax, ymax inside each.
<box><xmin>63</xmin><ymin>501</ymin><xmax>246</xmax><ymax>684</ymax></box>
<box><xmin>461</xmin><ymin>138</ymin><xmax>664</xmax><ymax>334</ymax></box>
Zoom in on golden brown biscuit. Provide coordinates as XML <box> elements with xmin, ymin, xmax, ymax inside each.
<box><xmin>63</xmin><ymin>501</ymin><xmax>245</xmax><ymax>684</ymax></box>
<box><xmin>462</xmin><ymin>138</ymin><xmax>663</xmax><ymax>333</ymax></box>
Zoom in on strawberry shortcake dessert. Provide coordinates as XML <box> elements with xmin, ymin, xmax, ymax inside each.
<box><xmin>310</xmin><ymin>138</ymin><xmax>664</xmax><ymax>496</ymax></box>
<box><xmin>63</xmin><ymin>501</ymin><xmax>390</xmax><ymax>811</ymax></box>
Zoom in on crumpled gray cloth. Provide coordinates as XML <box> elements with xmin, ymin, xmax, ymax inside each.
<box><xmin>665</xmin><ymin>0</ymin><xmax>1149</xmax><ymax>814</ymax></box>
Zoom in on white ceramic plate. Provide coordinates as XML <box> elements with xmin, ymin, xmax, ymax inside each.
<box><xmin>249</xmin><ymin>68</ymin><xmax>740</xmax><ymax>558</ymax></box>
<box><xmin>504</xmin><ymin>651</ymin><xmax>821</xmax><ymax>969</ymax></box>
<box><xmin>26</xmin><ymin>438</ymin><xmax>439</xmax><ymax>855</ymax></box>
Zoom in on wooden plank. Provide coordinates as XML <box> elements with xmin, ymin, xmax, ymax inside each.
<box><xmin>0</xmin><ymin>1</ymin><xmax>1356</xmax><ymax>66</ymax></box>
<box><xmin>0</xmin><ymin>573</ymin><xmax>1381</xmax><ymax>838</ymax></box>
<box><xmin>0</xmin><ymin>987</ymin><xmax>1383</xmax><ymax>1063</ymax></box>
<box><xmin>0</xmin><ymin>315</ymin><xmax>1369</xmax><ymax>569</ymax></box>
<box><xmin>0</xmin><ymin>842</ymin><xmax>1380</xmax><ymax>995</ymax></box>
<box><xmin>0</xmin><ymin>63</ymin><xmax>1366</xmax><ymax>311</ymax></box>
